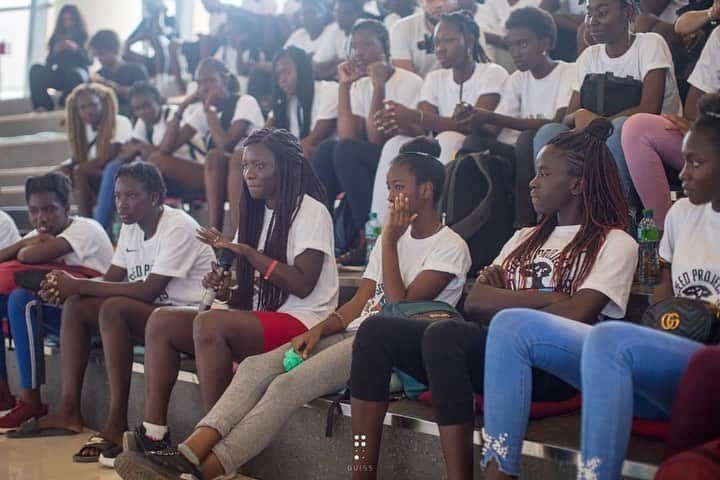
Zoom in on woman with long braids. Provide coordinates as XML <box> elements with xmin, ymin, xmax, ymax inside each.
<box><xmin>349</xmin><ymin>118</ymin><xmax>638</xmax><ymax>480</ymax></box>
<box><xmin>64</xmin><ymin>83</ymin><xmax>133</xmax><ymax>218</ymax></box>
<box><xmin>115</xmin><ymin>129</ymin><xmax>339</xmax><ymax>467</ymax></box>
<box><xmin>114</xmin><ymin>136</ymin><xmax>470</xmax><ymax>480</ymax></box>
<box><xmin>370</xmin><ymin>10</ymin><xmax>508</xmax><ymax>222</ymax></box>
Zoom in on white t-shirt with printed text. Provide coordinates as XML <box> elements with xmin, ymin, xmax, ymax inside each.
<box><xmin>0</xmin><ymin>210</ymin><xmax>20</xmax><ymax>249</ymax></box>
<box><xmin>688</xmin><ymin>27</ymin><xmax>720</xmax><ymax>95</ymax></box>
<box><xmin>346</xmin><ymin>226</ymin><xmax>471</xmax><ymax>331</ymax></box>
<box><xmin>573</xmin><ymin>32</ymin><xmax>682</xmax><ymax>115</ymax></box>
<box><xmin>494</xmin><ymin>225</ymin><xmax>638</xmax><ymax>318</ymax></box>
<box><xmin>420</xmin><ymin>62</ymin><xmax>509</xmax><ymax>116</ymax></box>
<box><xmin>111</xmin><ymin>207</ymin><xmax>215</xmax><ymax>305</ymax></box>
<box><xmin>350</xmin><ymin>68</ymin><xmax>424</xmax><ymax>119</ymax></box>
<box><xmin>660</xmin><ymin>199</ymin><xmax>720</xmax><ymax>306</ymax></box>
<box><xmin>25</xmin><ymin>217</ymin><xmax>113</xmax><ymax>274</ymax></box>
<box><xmin>287</xmin><ymin>81</ymin><xmax>339</xmax><ymax>139</ymax></box>
<box><xmin>496</xmin><ymin>61</ymin><xmax>577</xmax><ymax>144</ymax></box>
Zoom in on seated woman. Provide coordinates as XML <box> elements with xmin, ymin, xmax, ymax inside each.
<box><xmin>621</xmin><ymin>26</ymin><xmax>718</xmax><ymax>227</ymax></box>
<box><xmin>544</xmin><ymin>93</ymin><xmax>718</xmax><ymax>480</ymax></box>
<box><xmin>463</xmin><ymin>7</ymin><xmax>576</xmax><ymax>227</ymax></box>
<box><xmin>29</xmin><ymin>5</ymin><xmax>90</xmax><ymax>111</ymax></box>
<box><xmin>0</xmin><ymin>173</ymin><xmax>113</xmax><ymax>432</ymax></box>
<box><xmin>113</xmin><ymin>137</ymin><xmax>471</xmax><ymax>480</ymax></box>
<box><xmin>94</xmin><ymin>82</ymin><xmax>205</xmax><ymax>232</ymax></box>
<box><xmin>283</xmin><ymin>0</ymin><xmax>333</xmax><ymax>58</ymax></box>
<box><xmin>154</xmin><ymin>57</ymin><xmax>265</xmax><ymax>231</ymax></box>
<box><xmin>350</xmin><ymin>119</ymin><xmax>639</xmax><ymax>480</ymax></box>
<box><xmin>533</xmin><ymin>0</ymin><xmax>682</xmax><ymax>210</ymax></box>
<box><xmin>113</xmin><ymin>129</ymin><xmax>338</xmax><ymax>468</ymax></box>
<box><xmin>10</xmin><ymin>164</ymin><xmax>214</xmax><ymax>469</ymax></box>
<box><xmin>313</xmin><ymin>19</ymin><xmax>423</xmax><ymax>265</ymax></box>
<box><xmin>369</xmin><ymin>10</ymin><xmax>508</xmax><ymax>223</ymax></box>
<box><xmin>63</xmin><ymin>83</ymin><xmax>133</xmax><ymax>219</ymax></box>
<box><xmin>123</xmin><ymin>0</ymin><xmax>175</xmax><ymax>78</ymax></box>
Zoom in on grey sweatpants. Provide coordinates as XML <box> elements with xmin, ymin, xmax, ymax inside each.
<box><xmin>197</xmin><ymin>331</ymin><xmax>356</xmax><ymax>473</ymax></box>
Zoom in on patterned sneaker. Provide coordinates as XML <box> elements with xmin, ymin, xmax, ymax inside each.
<box><xmin>123</xmin><ymin>423</ymin><xmax>171</xmax><ymax>453</ymax></box>
<box><xmin>0</xmin><ymin>400</ymin><xmax>47</xmax><ymax>434</ymax></box>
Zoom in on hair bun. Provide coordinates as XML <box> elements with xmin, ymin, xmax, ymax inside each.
<box><xmin>399</xmin><ymin>136</ymin><xmax>441</xmax><ymax>157</ymax></box>
<box><xmin>698</xmin><ymin>92</ymin><xmax>720</xmax><ymax>119</ymax></box>
<box><xmin>584</xmin><ymin>118</ymin><xmax>614</xmax><ymax>142</ymax></box>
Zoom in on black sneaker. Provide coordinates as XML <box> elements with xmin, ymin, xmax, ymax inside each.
<box><xmin>115</xmin><ymin>451</ymin><xmax>196</xmax><ymax>480</ymax></box>
<box><xmin>123</xmin><ymin>423</ymin><xmax>171</xmax><ymax>454</ymax></box>
<box><xmin>147</xmin><ymin>447</ymin><xmax>202</xmax><ymax>479</ymax></box>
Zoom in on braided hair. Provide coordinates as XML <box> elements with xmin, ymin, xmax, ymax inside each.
<box><xmin>272</xmin><ymin>47</ymin><xmax>315</xmax><ymax>139</ymax></box>
<box><xmin>234</xmin><ymin>128</ymin><xmax>326</xmax><ymax>311</ymax></box>
<box><xmin>349</xmin><ymin>19</ymin><xmax>391</xmax><ymax>59</ymax></box>
<box><xmin>439</xmin><ymin>10</ymin><xmax>490</xmax><ymax>64</ymax></box>
<box><xmin>392</xmin><ymin>137</ymin><xmax>446</xmax><ymax>205</ymax></box>
<box><xmin>196</xmin><ymin>57</ymin><xmax>241</xmax><ymax>97</ymax></box>
<box><xmin>690</xmin><ymin>92</ymin><xmax>720</xmax><ymax>153</ymax></box>
<box><xmin>65</xmin><ymin>83</ymin><xmax>118</xmax><ymax>166</ymax></box>
<box><xmin>502</xmin><ymin>118</ymin><xmax>629</xmax><ymax>294</ymax></box>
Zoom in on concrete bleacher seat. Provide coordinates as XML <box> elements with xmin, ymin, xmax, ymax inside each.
<box><xmin>0</xmin><ymin>97</ymin><xmax>33</xmax><ymax>116</ymax></box>
<box><xmin>0</xmin><ymin>110</ymin><xmax>65</xmax><ymax>137</ymax></box>
<box><xmin>4</xmin><ymin>280</ymin><xmax>662</xmax><ymax>480</ymax></box>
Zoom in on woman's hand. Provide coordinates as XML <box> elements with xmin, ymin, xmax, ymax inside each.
<box><xmin>476</xmin><ymin>265</ymin><xmax>507</xmax><ymax>289</ymax></box>
<box><xmin>196</xmin><ymin>227</ymin><xmax>248</xmax><ymax>257</ymax></box>
<box><xmin>338</xmin><ymin>60</ymin><xmax>363</xmax><ymax>86</ymax></box>
<box><xmin>291</xmin><ymin>324</ymin><xmax>325</xmax><ymax>359</ymax></box>
<box><xmin>39</xmin><ymin>270</ymin><xmax>79</xmax><ymax>306</ymax></box>
<box><xmin>663</xmin><ymin>114</ymin><xmax>691</xmax><ymax>136</ymax></box>
<box><xmin>452</xmin><ymin>102</ymin><xmax>475</xmax><ymax>121</ymax></box>
<box><xmin>201</xmin><ymin>261</ymin><xmax>232</xmax><ymax>299</ymax></box>
<box><xmin>383</xmin><ymin>193</ymin><xmax>417</xmax><ymax>246</ymax></box>
<box><xmin>378</xmin><ymin>100</ymin><xmax>419</xmax><ymax>133</ymax></box>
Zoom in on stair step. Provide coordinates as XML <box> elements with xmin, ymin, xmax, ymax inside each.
<box><xmin>0</xmin><ymin>132</ymin><xmax>70</xmax><ymax>169</ymax></box>
<box><xmin>0</xmin><ymin>97</ymin><xmax>33</xmax><ymax>116</ymax></box>
<box><xmin>0</xmin><ymin>110</ymin><xmax>65</xmax><ymax>137</ymax></box>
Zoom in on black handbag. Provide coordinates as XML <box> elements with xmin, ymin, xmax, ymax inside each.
<box><xmin>641</xmin><ymin>297</ymin><xmax>720</xmax><ymax>344</ymax></box>
<box><xmin>580</xmin><ymin>72</ymin><xmax>643</xmax><ymax>117</ymax></box>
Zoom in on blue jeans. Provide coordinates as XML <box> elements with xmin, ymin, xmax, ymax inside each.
<box><xmin>481</xmin><ymin>309</ymin><xmax>701</xmax><ymax>478</ymax></box>
<box><xmin>94</xmin><ymin>157</ymin><xmax>124</xmax><ymax>231</ymax></box>
<box><xmin>0</xmin><ymin>289</ymin><xmax>62</xmax><ymax>389</ymax></box>
<box><xmin>533</xmin><ymin>119</ymin><xmax>636</xmax><ymax>206</ymax></box>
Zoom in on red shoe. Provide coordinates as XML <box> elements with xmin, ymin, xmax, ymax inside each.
<box><xmin>0</xmin><ymin>400</ymin><xmax>48</xmax><ymax>434</ymax></box>
<box><xmin>0</xmin><ymin>395</ymin><xmax>16</xmax><ymax>416</ymax></box>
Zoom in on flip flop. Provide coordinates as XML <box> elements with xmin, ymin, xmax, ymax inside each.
<box><xmin>6</xmin><ymin>417</ymin><xmax>79</xmax><ymax>438</ymax></box>
<box><xmin>73</xmin><ymin>434</ymin><xmax>117</xmax><ymax>463</ymax></box>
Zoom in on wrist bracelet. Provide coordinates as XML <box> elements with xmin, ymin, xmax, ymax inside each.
<box><xmin>329</xmin><ymin>310</ymin><xmax>346</xmax><ymax>328</ymax></box>
<box><xmin>264</xmin><ymin>259</ymin><xmax>279</xmax><ymax>280</ymax></box>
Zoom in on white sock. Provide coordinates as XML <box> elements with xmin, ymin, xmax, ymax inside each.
<box><xmin>142</xmin><ymin>421</ymin><xmax>168</xmax><ymax>441</ymax></box>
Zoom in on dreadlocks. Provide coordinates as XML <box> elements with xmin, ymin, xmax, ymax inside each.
<box><xmin>234</xmin><ymin>128</ymin><xmax>326</xmax><ymax>311</ymax></box>
<box><xmin>272</xmin><ymin>47</ymin><xmax>315</xmax><ymax>139</ymax></box>
<box><xmin>502</xmin><ymin>118</ymin><xmax>629</xmax><ymax>295</ymax></box>
<box><xmin>439</xmin><ymin>10</ymin><xmax>490</xmax><ymax>64</ymax></box>
<box><xmin>65</xmin><ymin>82</ymin><xmax>118</xmax><ymax>166</ymax></box>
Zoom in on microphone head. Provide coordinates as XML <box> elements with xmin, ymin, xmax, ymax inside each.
<box><xmin>217</xmin><ymin>248</ymin><xmax>236</xmax><ymax>269</ymax></box>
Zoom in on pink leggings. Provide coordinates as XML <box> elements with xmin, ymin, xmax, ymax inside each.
<box><xmin>621</xmin><ymin>113</ymin><xmax>684</xmax><ymax>227</ymax></box>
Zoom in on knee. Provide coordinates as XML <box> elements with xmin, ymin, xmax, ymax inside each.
<box><xmin>583</xmin><ymin>321</ymin><xmax>626</xmax><ymax>359</ymax></box>
<box><xmin>686</xmin><ymin>347</ymin><xmax>720</xmax><ymax>376</ymax></box>
<box><xmin>98</xmin><ymin>297</ymin><xmax>129</xmax><ymax>331</ymax></box>
<box><xmin>193</xmin><ymin>311</ymin><xmax>223</xmax><ymax>347</ymax></box>
<box><xmin>422</xmin><ymin>320</ymin><xmax>468</xmax><ymax>360</ymax></box>
<box><xmin>145</xmin><ymin>307</ymin><xmax>175</xmax><ymax>345</ymax></box>
<box><xmin>205</xmin><ymin>149</ymin><xmax>228</xmax><ymax>171</ymax></box>
<box><xmin>486</xmin><ymin>308</ymin><xmax>538</xmax><ymax>343</ymax></box>
<box><xmin>61</xmin><ymin>295</ymin><xmax>91</xmax><ymax>325</ymax></box>
<box><xmin>354</xmin><ymin>315</ymin><xmax>391</xmax><ymax>350</ymax></box>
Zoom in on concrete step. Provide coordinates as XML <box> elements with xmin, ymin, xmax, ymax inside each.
<box><xmin>0</xmin><ymin>165</ymin><xmax>56</xmax><ymax>188</ymax></box>
<box><xmin>0</xmin><ymin>131</ymin><xmax>69</xmax><ymax>168</ymax></box>
<box><xmin>0</xmin><ymin>110</ymin><xmax>65</xmax><ymax>137</ymax></box>
<box><xmin>0</xmin><ymin>97</ymin><xmax>33</xmax><ymax>116</ymax></box>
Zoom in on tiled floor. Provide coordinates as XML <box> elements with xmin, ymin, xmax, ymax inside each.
<box><xmin>0</xmin><ymin>431</ymin><xmax>119</xmax><ymax>480</ymax></box>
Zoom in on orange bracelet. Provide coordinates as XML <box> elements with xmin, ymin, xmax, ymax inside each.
<box><xmin>264</xmin><ymin>259</ymin><xmax>279</xmax><ymax>280</ymax></box>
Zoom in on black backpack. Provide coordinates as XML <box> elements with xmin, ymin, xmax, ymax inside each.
<box><xmin>441</xmin><ymin>151</ymin><xmax>514</xmax><ymax>272</ymax></box>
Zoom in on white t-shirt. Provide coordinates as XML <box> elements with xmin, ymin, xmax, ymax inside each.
<box><xmin>494</xmin><ymin>225</ymin><xmax>638</xmax><ymax>318</ymax></box>
<box><xmin>350</xmin><ymin>68</ymin><xmax>424</xmax><ymax>119</ymax></box>
<box><xmin>287</xmin><ymin>81</ymin><xmax>339</xmax><ymax>138</ymax></box>
<box><xmin>314</xmin><ymin>22</ymin><xmax>350</xmax><ymax>64</ymax></box>
<box><xmin>284</xmin><ymin>24</ymin><xmax>334</xmax><ymax>56</ymax></box>
<box><xmin>186</xmin><ymin>94</ymin><xmax>265</xmax><ymax>151</ymax></box>
<box><xmin>475</xmin><ymin>0</ymin><xmax>542</xmax><ymax>37</ymax></box>
<box><xmin>496</xmin><ymin>61</ymin><xmax>577</xmax><ymax>144</ymax></box>
<box><xmin>420</xmin><ymin>62</ymin><xmax>509</xmax><ymax>116</ymax></box>
<box><xmin>384</xmin><ymin>7</ymin><xmax>422</xmax><ymax>30</ymax></box>
<box><xmin>85</xmin><ymin>115</ymin><xmax>133</xmax><ymax>159</ymax></box>
<box><xmin>0</xmin><ymin>210</ymin><xmax>20</xmax><ymax>249</ymax></box>
<box><xmin>346</xmin><ymin>226</ymin><xmax>472</xmax><ymax>331</ymax></box>
<box><xmin>573</xmin><ymin>32</ymin><xmax>682</xmax><ymax>115</ymax></box>
<box><xmin>111</xmin><ymin>207</ymin><xmax>215</xmax><ymax>305</ymax></box>
<box><xmin>251</xmin><ymin>195</ymin><xmax>339</xmax><ymax>328</ymax></box>
<box><xmin>660</xmin><ymin>199</ymin><xmax>720</xmax><ymax>305</ymax></box>
<box><xmin>390</xmin><ymin>12</ymin><xmax>440</xmax><ymax>78</ymax></box>
<box><xmin>25</xmin><ymin>217</ymin><xmax>113</xmax><ymax>275</ymax></box>
<box><xmin>132</xmin><ymin>105</ymin><xmax>195</xmax><ymax>161</ymax></box>
<box><xmin>688</xmin><ymin>27</ymin><xmax>720</xmax><ymax>95</ymax></box>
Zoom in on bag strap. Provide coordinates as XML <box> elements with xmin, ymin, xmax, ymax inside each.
<box><xmin>325</xmin><ymin>385</ymin><xmax>350</xmax><ymax>438</ymax></box>
<box><xmin>597</xmin><ymin>74</ymin><xmax>607</xmax><ymax>117</ymax></box>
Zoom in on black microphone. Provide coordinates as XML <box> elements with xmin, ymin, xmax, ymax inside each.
<box><xmin>198</xmin><ymin>248</ymin><xmax>236</xmax><ymax>312</ymax></box>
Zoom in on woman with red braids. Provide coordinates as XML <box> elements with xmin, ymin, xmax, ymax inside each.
<box><xmin>349</xmin><ymin>118</ymin><xmax>638</xmax><ymax>480</ymax></box>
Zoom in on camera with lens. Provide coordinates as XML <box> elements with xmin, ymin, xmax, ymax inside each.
<box><xmin>417</xmin><ymin>33</ymin><xmax>435</xmax><ymax>53</ymax></box>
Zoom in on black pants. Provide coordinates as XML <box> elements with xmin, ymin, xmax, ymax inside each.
<box><xmin>461</xmin><ymin>130</ymin><xmax>538</xmax><ymax>228</ymax></box>
<box><xmin>29</xmin><ymin>64</ymin><xmax>88</xmax><ymax>110</ymax></box>
<box><xmin>351</xmin><ymin>315</ymin><xmax>577</xmax><ymax>426</ymax></box>
<box><xmin>313</xmin><ymin>138</ymin><xmax>382</xmax><ymax>232</ymax></box>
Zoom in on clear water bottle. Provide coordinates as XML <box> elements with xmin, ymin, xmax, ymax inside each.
<box><xmin>637</xmin><ymin>209</ymin><xmax>660</xmax><ymax>287</ymax></box>
<box><xmin>365</xmin><ymin>212</ymin><xmax>382</xmax><ymax>265</ymax></box>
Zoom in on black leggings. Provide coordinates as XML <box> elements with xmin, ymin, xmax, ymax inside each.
<box><xmin>29</xmin><ymin>63</ymin><xmax>88</xmax><ymax>110</ymax></box>
<box><xmin>313</xmin><ymin>138</ymin><xmax>382</xmax><ymax>232</ymax></box>
<box><xmin>351</xmin><ymin>315</ymin><xmax>577</xmax><ymax>426</ymax></box>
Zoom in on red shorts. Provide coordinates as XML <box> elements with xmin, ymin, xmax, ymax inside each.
<box><xmin>256</xmin><ymin>311</ymin><xmax>308</xmax><ymax>352</ymax></box>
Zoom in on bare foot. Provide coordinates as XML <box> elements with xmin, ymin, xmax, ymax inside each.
<box><xmin>36</xmin><ymin>409</ymin><xmax>84</xmax><ymax>433</ymax></box>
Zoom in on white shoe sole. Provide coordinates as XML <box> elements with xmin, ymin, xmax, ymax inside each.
<box><xmin>99</xmin><ymin>452</ymin><xmax>115</xmax><ymax>468</ymax></box>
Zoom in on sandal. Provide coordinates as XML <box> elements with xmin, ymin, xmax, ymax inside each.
<box><xmin>72</xmin><ymin>434</ymin><xmax>117</xmax><ymax>463</ymax></box>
